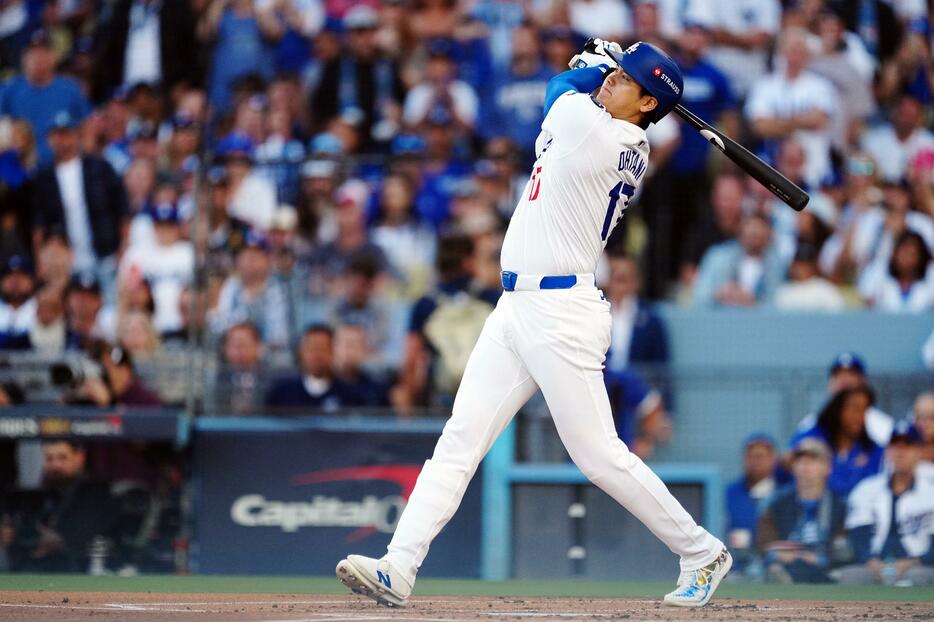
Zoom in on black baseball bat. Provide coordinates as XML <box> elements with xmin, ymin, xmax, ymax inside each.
<box><xmin>673</xmin><ymin>104</ymin><xmax>809</xmax><ymax>212</ymax></box>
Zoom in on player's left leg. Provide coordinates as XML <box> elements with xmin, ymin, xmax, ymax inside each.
<box><xmin>513</xmin><ymin>289</ymin><xmax>729</xmax><ymax>606</ymax></box>
<box><xmin>337</xmin><ymin>299</ymin><xmax>539</xmax><ymax>606</ymax></box>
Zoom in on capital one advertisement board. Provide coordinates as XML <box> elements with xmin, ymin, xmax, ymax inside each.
<box><xmin>192</xmin><ymin>423</ymin><xmax>482</xmax><ymax>577</ymax></box>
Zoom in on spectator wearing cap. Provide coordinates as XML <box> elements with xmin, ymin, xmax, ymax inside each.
<box><xmin>773</xmin><ymin>243</ymin><xmax>847</xmax><ymax>312</ymax></box>
<box><xmin>745</xmin><ymin>27</ymin><xmax>838</xmax><ymax>189</ymax></box>
<box><xmin>912</xmin><ymin>392</ymin><xmax>934</xmax><ymax>487</ymax></box>
<box><xmin>310</xmin><ymin>5</ymin><xmax>405</xmax><ymax>149</ymax></box>
<box><xmin>63</xmin><ymin>274</ymin><xmax>104</xmax><ymax>350</ymax></box>
<box><xmin>218</xmin><ymin>132</ymin><xmax>277</xmax><ymax>231</ymax></box>
<box><xmin>473</xmin><ymin>138</ymin><xmax>526</xmax><ymax>219</ymax></box>
<box><xmin>211</xmin><ymin>231</ymin><xmax>292</xmax><ymax>352</ymax></box>
<box><xmin>199</xmin><ymin>0</ymin><xmax>281</xmax><ymax>112</ymax></box>
<box><xmin>482</xmin><ymin>23</ymin><xmax>551</xmax><ymax>160</ymax></box>
<box><xmin>797</xmin><ymin>353</ymin><xmax>894</xmax><ymax>446</ymax></box>
<box><xmin>837</xmin><ymin>422</ymin><xmax>934</xmax><ymax>586</ymax></box>
<box><xmin>92</xmin><ymin>0</ymin><xmax>198</xmax><ymax>103</ymax></box>
<box><xmin>757</xmin><ymin>437</ymin><xmax>847</xmax><ymax>584</ymax></box>
<box><xmin>265</xmin><ymin>324</ymin><xmax>351</xmax><ymax>411</ymax></box>
<box><xmin>602</xmin><ymin>252</ymin><xmax>668</xmax><ymax>374</ymax></box>
<box><xmin>371</xmin><ymin>173</ymin><xmax>436</xmax><ymax>299</ymax></box>
<box><xmin>0</xmin><ymin>255</ymin><xmax>36</xmax><ymax>349</ymax></box>
<box><xmin>0</xmin><ymin>29</ymin><xmax>90</xmax><ymax>167</ymax></box>
<box><xmin>726</xmin><ymin>434</ymin><xmax>778</xmax><ymax>572</ymax></box>
<box><xmin>703</xmin><ymin>0</ymin><xmax>781</xmax><ymax>99</ymax></box>
<box><xmin>693</xmin><ymin>212</ymin><xmax>786</xmax><ymax>308</ymax></box>
<box><xmin>32</xmin><ymin>110</ymin><xmax>128</xmax><ymax>280</ymax></box>
<box><xmin>790</xmin><ymin>385</ymin><xmax>883</xmax><ymax>497</ymax></box>
<box><xmin>296</xmin><ymin>153</ymin><xmax>341</xmax><ymax>248</ymax></box>
<box><xmin>119</xmin><ymin>202</ymin><xmax>194</xmax><ymax>334</ymax></box>
<box><xmin>541</xmin><ymin>26</ymin><xmax>577</xmax><ymax>75</ymax></box>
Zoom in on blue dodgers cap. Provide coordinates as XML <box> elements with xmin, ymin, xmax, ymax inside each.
<box><xmin>308</xmin><ymin>132</ymin><xmax>343</xmax><ymax>156</ymax></box>
<box><xmin>240</xmin><ymin>229</ymin><xmax>270</xmax><ymax>252</ymax></box>
<box><xmin>216</xmin><ymin>132</ymin><xmax>255</xmax><ymax>160</ymax></box>
<box><xmin>605</xmin><ymin>41</ymin><xmax>683</xmax><ymax>123</ymax></box>
<box><xmin>889</xmin><ymin>420</ymin><xmax>922</xmax><ymax>445</ymax></box>
<box><xmin>391</xmin><ymin>133</ymin><xmax>426</xmax><ymax>156</ymax></box>
<box><xmin>829</xmin><ymin>352</ymin><xmax>866</xmax><ymax>377</ymax></box>
<box><xmin>2</xmin><ymin>255</ymin><xmax>33</xmax><ymax>276</ymax></box>
<box><xmin>49</xmin><ymin>110</ymin><xmax>79</xmax><ymax>131</ymax></box>
<box><xmin>743</xmin><ymin>433</ymin><xmax>776</xmax><ymax>449</ymax></box>
<box><xmin>150</xmin><ymin>202</ymin><xmax>181</xmax><ymax>224</ymax></box>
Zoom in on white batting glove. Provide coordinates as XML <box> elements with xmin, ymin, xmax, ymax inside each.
<box><xmin>568</xmin><ymin>38</ymin><xmax>623</xmax><ymax>73</ymax></box>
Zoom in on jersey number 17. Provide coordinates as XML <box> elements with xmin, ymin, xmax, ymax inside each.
<box><xmin>528</xmin><ymin>167</ymin><xmax>634</xmax><ymax>241</ymax></box>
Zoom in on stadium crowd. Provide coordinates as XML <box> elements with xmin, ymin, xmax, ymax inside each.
<box><xmin>0</xmin><ymin>0</ymin><xmax>930</xmax><ymax>580</ymax></box>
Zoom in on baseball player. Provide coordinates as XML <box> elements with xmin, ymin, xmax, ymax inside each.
<box><xmin>337</xmin><ymin>40</ymin><xmax>731</xmax><ymax>608</ymax></box>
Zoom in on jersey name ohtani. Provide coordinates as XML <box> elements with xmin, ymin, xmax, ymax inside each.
<box><xmin>619</xmin><ymin>148</ymin><xmax>646</xmax><ymax>182</ymax></box>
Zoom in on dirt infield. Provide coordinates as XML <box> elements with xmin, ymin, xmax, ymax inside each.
<box><xmin>0</xmin><ymin>591</ymin><xmax>930</xmax><ymax>621</ymax></box>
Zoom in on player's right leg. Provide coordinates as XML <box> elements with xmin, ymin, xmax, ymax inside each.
<box><xmin>513</xmin><ymin>288</ymin><xmax>729</xmax><ymax>607</ymax></box>
<box><xmin>337</xmin><ymin>298</ymin><xmax>539</xmax><ymax>606</ymax></box>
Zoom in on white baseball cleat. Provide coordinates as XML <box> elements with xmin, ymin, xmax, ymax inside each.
<box><xmin>336</xmin><ymin>555</ymin><xmax>413</xmax><ymax>607</ymax></box>
<box><xmin>663</xmin><ymin>549</ymin><xmax>732</xmax><ymax>608</ymax></box>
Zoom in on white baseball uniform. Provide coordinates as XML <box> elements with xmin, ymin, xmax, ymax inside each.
<box><xmin>384</xmin><ymin>90</ymin><xmax>724</xmax><ymax>582</ymax></box>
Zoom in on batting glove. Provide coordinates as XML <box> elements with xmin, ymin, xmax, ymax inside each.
<box><xmin>568</xmin><ymin>38</ymin><xmax>623</xmax><ymax>75</ymax></box>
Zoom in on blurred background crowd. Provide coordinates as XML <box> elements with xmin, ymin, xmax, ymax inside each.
<box><xmin>0</xmin><ymin>0</ymin><xmax>931</xmax><ymax>584</ymax></box>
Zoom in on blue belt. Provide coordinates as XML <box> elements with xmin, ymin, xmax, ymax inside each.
<box><xmin>501</xmin><ymin>271</ymin><xmax>579</xmax><ymax>292</ymax></box>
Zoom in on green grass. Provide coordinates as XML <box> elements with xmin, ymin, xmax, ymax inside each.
<box><xmin>0</xmin><ymin>574</ymin><xmax>931</xmax><ymax>602</ymax></box>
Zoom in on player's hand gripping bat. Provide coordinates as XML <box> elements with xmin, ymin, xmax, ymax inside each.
<box><xmin>673</xmin><ymin>104</ymin><xmax>809</xmax><ymax>212</ymax></box>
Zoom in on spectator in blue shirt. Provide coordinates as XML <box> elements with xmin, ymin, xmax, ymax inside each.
<box><xmin>726</xmin><ymin>434</ymin><xmax>778</xmax><ymax>571</ymax></box>
<box><xmin>757</xmin><ymin>437</ymin><xmax>847</xmax><ymax>584</ymax></box>
<box><xmin>482</xmin><ymin>22</ymin><xmax>551</xmax><ymax>165</ymax></box>
<box><xmin>265</xmin><ymin>323</ymin><xmax>352</xmax><ymax>412</ymax></box>
<box><xmin>0</xmin><ymin>30</ymin><xmax>90</xmax><ymax>167</ymax></box>
<box><xmin>790</xmin><ymin>385</ymin><xmax>884</xmax><ymax>497</ymax></box>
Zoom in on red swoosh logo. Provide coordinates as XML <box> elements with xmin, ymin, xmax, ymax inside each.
<box><xmin>290</xmin><ymin>465</ymin><xmax>422</xmax><ymax>542</ymax></box>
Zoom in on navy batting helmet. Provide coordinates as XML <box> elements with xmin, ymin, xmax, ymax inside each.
<box><xmin>605</xmin><ymin>41</ymin><xmax>683</xmax><ymax>123</ymax></box>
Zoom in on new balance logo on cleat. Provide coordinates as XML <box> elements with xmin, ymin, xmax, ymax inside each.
<box><xmin>376</xmin><ymin>570</ymin><xmax>391</xmax><ymax>588</ymax></box>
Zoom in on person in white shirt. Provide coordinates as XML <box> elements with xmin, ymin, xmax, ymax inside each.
<box><xmin>913</xmin><ymin>392</ymin><xmax>934</xmax><ymax>487</ymax></box>
<box><xmin>861</xmin><ymin>230</ymin><xmax>934</xmax><ymax>312</ymax></box>
<box><xmin>566</xmin><ymin>0</ymin><xmax>631</xmax><ymax>42</ymax></box>
<box><xmin>745</xmin><ymin>27</ymin><xmax>838</xmax><ymax>190</ymax></box>
<box><xmin>773</xmin><ymin>243</ymin><xmax>847</xmax><ymax>312</ymax></box>
<box><xmin>119</xmin><ymin>202</ymin><xmax>194</xmax><ymax>333</ymax></box>
<box><xmin>862</xmin><ymin>95</ymin><xmax>934</xmax><ymax>183</ymax></box>
<box><xmin>702</xmin><ymin>0</ymin><xmax>781</xmax><ymax>98</ymax></box>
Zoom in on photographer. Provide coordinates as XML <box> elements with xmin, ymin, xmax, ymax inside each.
<box><xmin>57</xmin><ymin>341</ymin><xmax>160</xmax><ymax>407</ymax></box>
<box><xmin>2</xmin><ymin>441</ymin><xmax>116</xmax><ymax>572</ymax></box>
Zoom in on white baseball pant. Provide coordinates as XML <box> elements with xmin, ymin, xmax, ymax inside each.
<box><xmin>384</xmin><ymin>285</ymin><xmax>723</xmax><ymax>582</ymax></box>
